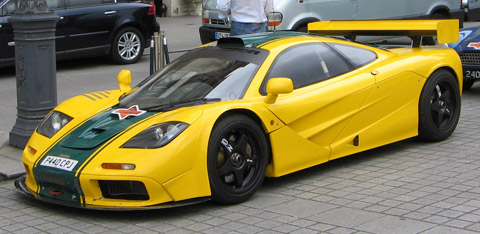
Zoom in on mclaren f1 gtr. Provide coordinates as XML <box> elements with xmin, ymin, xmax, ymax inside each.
<box><xmin>16</xmin><ymin>20</ymin><xmax>463</xmax><ymax>209</ymax></box>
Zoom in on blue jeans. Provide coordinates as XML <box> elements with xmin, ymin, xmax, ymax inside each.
<box><xmin>230</xmin><ymin>21</ymin><xmax>267</xmax><ymax>36</ymax></box>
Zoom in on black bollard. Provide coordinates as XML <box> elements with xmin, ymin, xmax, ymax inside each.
<box><xmin>8</xmin><ymin>0</ymin><xmax>58</xmax><ymax>149</ymax></box>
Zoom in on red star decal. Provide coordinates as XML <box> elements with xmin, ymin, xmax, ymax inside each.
<box><xmin>468</xmin><ymin>42</ymin><xmax>480</xmax><ymax>49</ymax></box>
<box><xmin>111</xmin><ymin>105</ymin><xmax>146</xmax><ymax>120</ymax></box>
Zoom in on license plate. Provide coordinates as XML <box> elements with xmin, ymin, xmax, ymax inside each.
<box><xmin>215</xmin><ymin>32</ymin><xmax>230</xmax><ymax>39</ymax></box>
<box><xmin>465</xmin><ymin>70</ymin><xmax>480</xmax><ymax>79</ymax></box>
<box><xmin>40</xmin><ymin>156</ymin><xmax>78</xmax><ymax>172</ymax></box>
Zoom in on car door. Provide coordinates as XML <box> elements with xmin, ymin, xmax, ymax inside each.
<box><xmin>262</xmin><ymin>43</ymin><xmax>376</xmax><ymax>174</ymax></box>
<box><xmin>63</xmin><ymin>0</ymin><xmax>117</xmax><ymax>56</ymax></box>
<box><xmin>307</xmin><ymin>0</ymin><xmax>356</xmax><ymax>21</ymax></box>
<box><xmin>0</xmin><ymin>6</ymin><xmax>6</xmax><ymax>66</ymax></box>
<box><xmin>353</xmin><ymin>0</ymin><xmax>404</xmax><ymax>19</ymax></box>
<box><xmin>0</xmin><ymin>0</ymin><xmax>16</xmax><ymax>66</ymax></box>
<box><xmin>467</xmin><ymin>0</ymin><xmax>480</xmax><ymax>21</ymax></box>
<box><xmin>0</xmin><ymin>0</ymin><xmax>67</xmax><ymax>66</ymax></box>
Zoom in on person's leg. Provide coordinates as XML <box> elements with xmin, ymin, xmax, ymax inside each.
<box><xmin>155</xmin><ymin>0</ymin><xmax>161</xmax><ymax>17</ymax></box>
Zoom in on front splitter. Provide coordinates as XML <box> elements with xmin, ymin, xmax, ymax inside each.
<box><xmin>14</xmin><ymin>175</ymin><xmax>210</xmax><ymax>211</ymax></box>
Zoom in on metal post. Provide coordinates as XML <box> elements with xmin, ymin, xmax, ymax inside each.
<box><xmin>154</xmin><ymin>32</ymin><xmax>160</xmax><ymax>72</ymax></box>
<box><xmin>159</xmin><ymin>30</ymin><xmax>165</xmax><ymax>69</ymax></box>
<box><xmin>163</xmin><ymin>32</ymin><xmax>170</xmax><ymax>65</ymax></box>
<box><xmin>149</xmin><ymin>38</ymin><xmax>155</xmax><ymax>75</ymax></box>
<box><xmin>9</xmin><ymin>0</ymin><xmax>59</xmax><ymax>149</ymax></box>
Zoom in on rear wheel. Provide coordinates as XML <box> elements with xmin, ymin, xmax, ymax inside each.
<box><xmin>111</xmin><ymin>27</ymin><xmax>144</xmax><ymax>64</ymax></box>
<box><xmin>430</xmin><ymin>12</ymin><xmax>448</xmax><ymax>19</ymax></box>
<box><xmin>418</xmin><ymin>70</ymin><xmax>461</xmax><ymax>141</ymax></box>
<box><xmin>207</xmin><ymin>115</ymin><xmax>268</xmax><ymax>204</ymax></box>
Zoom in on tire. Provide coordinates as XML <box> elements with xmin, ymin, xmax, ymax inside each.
<box><xmin>418</xmin><ymin>70</ymin><xmax>461</xmax><ymax>142</ymax></box>
<box><xmin>430</xmin><ymin>12</ymin><xmax>448</xmax><ymax>19</ymax></box>
<box><xmin>295</xmin><ymin>25</ymin><xmax>308</xmax><ymax>33</ymax></box>
<box><xmin>463</xmin><ymin>79</ymin><xmax>475</xmax><ymax>90</ymax></box>
<box><xmin>110</xmin><ymin>27</ymin><xmax>144</xmax><ymax>64</ymax></box>
<box><xmin>207</xmin><ymin>115</ymin><xmax>269</xmax><ymax>204</ymax></box>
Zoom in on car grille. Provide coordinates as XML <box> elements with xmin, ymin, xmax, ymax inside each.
<box><xmin>99</xmin><ymin>180</ymin><xmax>149</xmax><ymax>200</ymax></box>
<box><xmin>460</xmin><ymin>51</ymin><xmax>480</xmax><ymax>65</ymax></box>
<box><xmin>210</xmin><ymin>19</ymin><xmax>228</xmax><ymax>25</ymax></box>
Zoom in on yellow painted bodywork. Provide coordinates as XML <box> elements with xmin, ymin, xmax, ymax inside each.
<box><xmin>21</xmin><ymin>21</ymin><xmax>463</xmax><ymax>208</ymax></box>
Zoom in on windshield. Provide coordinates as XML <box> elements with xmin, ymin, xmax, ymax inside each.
<box><xmin>203</xmin><ymin>0</ymin><xmax>217</xmax><ymax>10</ymax></box>
<box><xmin>120</xmin><ymin>47</ymin><xmax>268</xmax><ymax>111</ymax></box>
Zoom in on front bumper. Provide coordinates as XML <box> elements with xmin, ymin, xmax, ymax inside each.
<box><xmin>15</xmin><ymin>175</ymin><xmax>209</xmax><ymax>210</ymax></box>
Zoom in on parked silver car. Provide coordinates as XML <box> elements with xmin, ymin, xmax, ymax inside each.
<box><xmin>199</xmin><ymin>0</ymin><xmax>465</xmax><ymax>44</ymax></box>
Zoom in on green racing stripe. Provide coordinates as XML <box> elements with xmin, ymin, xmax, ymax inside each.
<box><xmin>33</xmin><ymin>108</ymin><xmax>155</xmax><ymax>206</ymax></box>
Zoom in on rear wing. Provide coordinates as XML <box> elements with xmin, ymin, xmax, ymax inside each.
<box><xmin>308</xmin><ymin>20</ymin><xmax>459</xmax><ymax>47</ymax></box>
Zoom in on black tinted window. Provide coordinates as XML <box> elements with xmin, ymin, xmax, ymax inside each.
<box><xmin>2</xmin><ymin>0</ymin><xmax>63</xmax><ymax>15</ymax></box>
<box><xmin>329</xmin><ymin>43</ymin><xmax>377</xmax><ymax>67</ymax></box>
<box><xmin>261</xmin><ymin>43</ymin><xmax>351</xmax><ymax>93</ymax></box>
<box><xmin>69</xmin><ymin>0</ymin><xmax>114</xmax><ymax>7</ymax></box>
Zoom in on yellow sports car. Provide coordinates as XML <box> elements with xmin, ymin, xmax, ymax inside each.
<box><xmin>16</xmin><ymin>20</ymin><xmax>462</xmax><ymax>209</ymax></box>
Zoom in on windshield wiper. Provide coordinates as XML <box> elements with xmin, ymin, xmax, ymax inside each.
<box><xmin>143</xmin><ymin>98</ymin><xmax>221</xmax><ymax>111</ymax></box>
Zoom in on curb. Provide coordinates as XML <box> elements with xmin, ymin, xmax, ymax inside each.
<box><xmin>0</xmin><ymin>134</ymin><xmax>26</xmax><ymax>181</ymax></box>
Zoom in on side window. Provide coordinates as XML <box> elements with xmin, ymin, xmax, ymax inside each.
<box><xmin>329</xmin><ymin>43</ymin><xmax>377</xmax><ymax>68</ymax></box>
<box><xmin>69</xmin><ymin>0</ymin><xmax>114</xmax><ymax>8</ymax></box>
<box><xmin>261</xmin><ymin>43</ymin><xmax>351</xmax><ymax>94</ymax></box>
<box><xmin>46</xmin><ymin>0</ymin><xmax>64</xmax><ymax>10</ymax></box>
<box><xmin>4</xmin><ymin>0</ymin><xmax>17</xmax><ymax>15</ymax></box>
<box><xmin>3</xmin><ymin>0</ymin><xmax>63</xmax><ymax>15</ymax></box>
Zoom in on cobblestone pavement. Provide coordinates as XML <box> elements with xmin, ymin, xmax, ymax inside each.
<box><xmin>1</xmin><ymin>86</ymin><xmax>480</xmax><ymax>233</ymax></box>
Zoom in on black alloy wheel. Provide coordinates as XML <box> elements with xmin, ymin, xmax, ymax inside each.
<box><xmin>418</xmin><ymin>69</ymin><xmax>461</xmax><ymax>142</ymax></box>
<box><xmin>207</xmin><ymin>115</ymin><xmax>268</xmax><ymax>204</ymax></box>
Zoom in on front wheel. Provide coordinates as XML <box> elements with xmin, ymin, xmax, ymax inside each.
<box><xmin>110</xmin><ymin>27</ymin><xmax>144</xmax><ymax>64</ymax></box>
<box><xmin>418</xmin><ymin>70</ymin><xmax>461</xmax><ymax>142</ymax></box>
<box><xmin>207</xmin><ymin>115</ymin><xmax>269</xmax><ymax>204</ymax></box>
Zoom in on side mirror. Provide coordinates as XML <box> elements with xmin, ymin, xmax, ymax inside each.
<box><xmin>117</xmin><ymin>70</ymin><xmax>132</xmax><ymax>93</ymax></box>
<box><xmin>264</xmin><ymin>78</ymin><xmax>293</xmax><ymax>104</ymax></box>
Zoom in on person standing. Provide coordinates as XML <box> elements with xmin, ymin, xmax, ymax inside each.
<box><xmin>217</xmin><ymin>0</ymin><xmax>273</xmax><ymax>36</ymax></box>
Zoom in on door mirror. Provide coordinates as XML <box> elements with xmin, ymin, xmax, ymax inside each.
<box><xmin>264</xmin><ymin>77</ymin><xmax>293</xmax><ymax>104</ymax></box>
<box><xmin>117</xmin><ymin>69</ymin><xmax>132</xmax><ymax>93</ymax></box>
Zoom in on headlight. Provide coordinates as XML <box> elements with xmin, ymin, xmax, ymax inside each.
<box><xmin>37</xmin><ymin>111</ymin><xmax>73</xmax><ymax>138</ymax></box>
<box><xmin>121</xmin><ymin>122</ymin><xmax>189</xmax><ymax>149</ymax></box>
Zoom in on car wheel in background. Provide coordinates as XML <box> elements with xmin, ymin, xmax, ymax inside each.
<box><xmin>418</xmin><ymin>70</ymin><xmax>461</xmax><ymax>142</ymax></box>
<box><xmin>111</xmin><ymin>27</ymin><xmax>145</xmax><ymax>64</ymax></box>
<box><xmin>207</xmin><ymin>115</ymin><xmax>269</xmax><ymax>204</ymax></box>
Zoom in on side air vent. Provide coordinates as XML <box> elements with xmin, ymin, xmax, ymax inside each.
<box><xmin>82</xmin><ymin>91</ymin><xmax>112</xmax><ymax>101</ymax></box>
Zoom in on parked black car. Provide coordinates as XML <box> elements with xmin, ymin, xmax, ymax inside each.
<box><xmin>0</xmin><ymin>0</ymin><xmax>159</xmax><ymax>68</ymax></box>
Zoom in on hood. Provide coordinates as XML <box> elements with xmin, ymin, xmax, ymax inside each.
<box><xmin>60</xmin><ymin>106</ymin><xmax>155</xmax><ymax>149</ymax></box>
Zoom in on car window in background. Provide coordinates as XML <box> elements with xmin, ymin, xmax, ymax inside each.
<box><xmin>69</xmin><ymin>0</ymin><xmax>114</xmax><ymax>7</ymax></box>
<box><xmin>3</xmin><ymin>0</ymin><xmax>63</xmax><ymax>14</ymax></box>
<box><xmin>203</xmin><ymin>0</ymin><xmax>216</xmax><ymax>10</ymax></box>
<box><xmin>262</xmin><ymin>43</ymin><xmax>352</xmax><ymax>93</ymax></box>
<box><xmin>329</xmin><ymin>43</ymin><xmax>377</xmax><ymax>68</ymax></box>
<box><xmin>45</xmin><ymin>0</ymin><xmax>64</xmax><ymax>9</ymax></box>
<box><xmin>3</xmin><ymin>0</ymin><xmax>16</xmax><ymax>15</ymax></box>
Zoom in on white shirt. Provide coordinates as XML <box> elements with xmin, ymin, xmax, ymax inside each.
<box><xmin>217</xmin><ymin>0</ymin><xmax>273</xmax><ymax>23</ymax></box>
